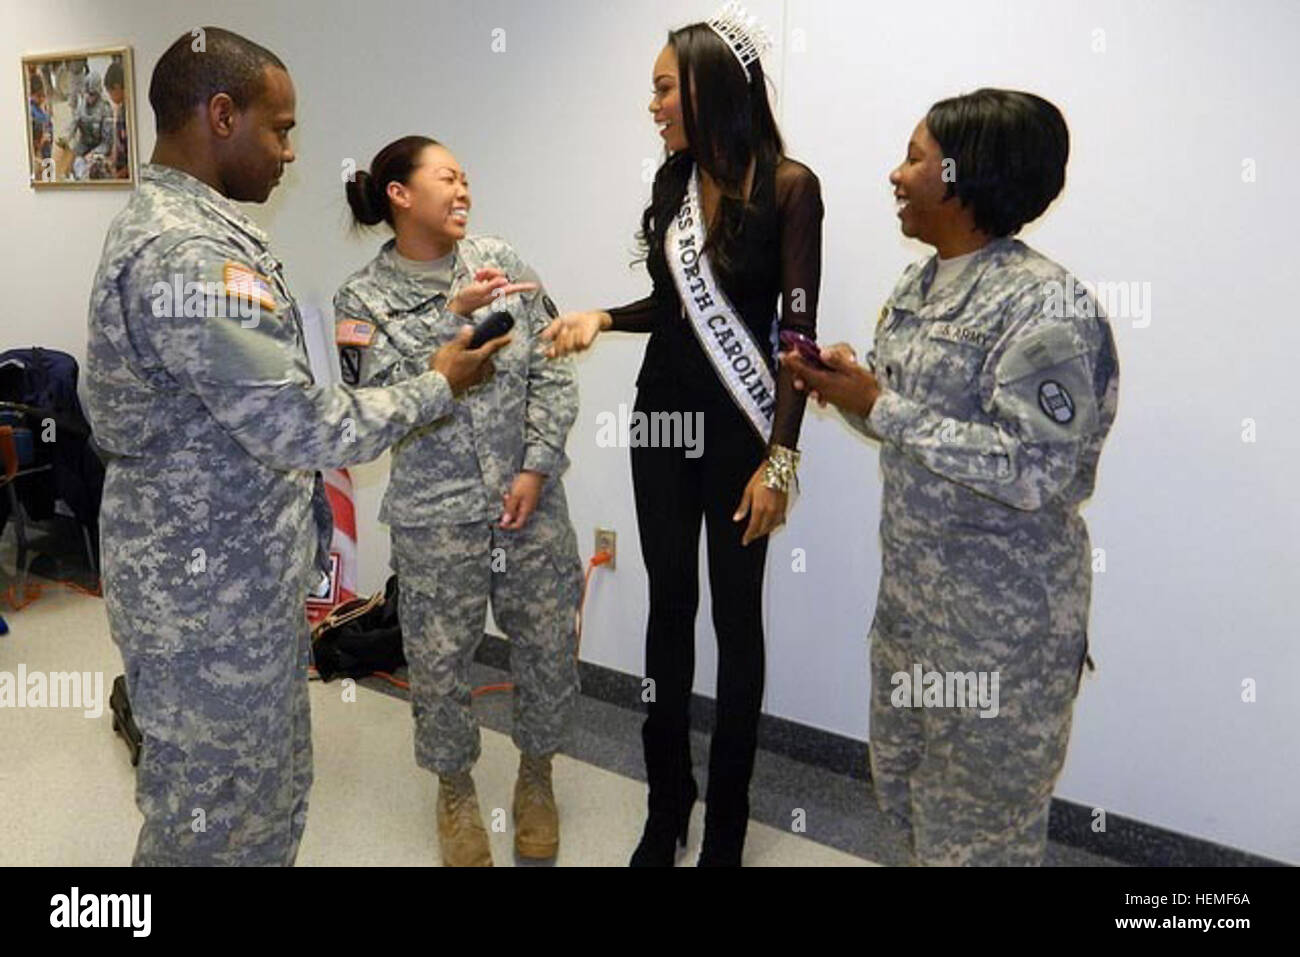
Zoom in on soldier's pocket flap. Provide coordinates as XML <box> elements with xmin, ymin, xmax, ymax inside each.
<box><xmin>996</xmin><ymin>324</ymin><xmax>1087</xmax><ymax>386</ymax></box>
<box><xmin>198</xmin><ymin>307</ymin><xmax>303</xmax><ymax>387</ymax></box>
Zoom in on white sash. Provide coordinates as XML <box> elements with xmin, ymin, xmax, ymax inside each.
<box><xmin>665</xmin><ymin>168</ymin><xmax>777</xmax><ymax>442</ymax></box>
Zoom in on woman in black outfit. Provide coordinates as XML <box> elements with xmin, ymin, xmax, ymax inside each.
<box><xmin>543</xmin><ymin>16</ymin><xmax>823</xmax><ymax>866</ymax></box>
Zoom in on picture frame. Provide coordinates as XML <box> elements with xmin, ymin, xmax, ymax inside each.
<box><xmin>22</xmin><ymin>44</ymin><xmax>137</xmax><ymax>188</ymax></box>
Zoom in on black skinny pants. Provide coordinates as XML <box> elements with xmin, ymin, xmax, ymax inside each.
<box><xmin>630</xmin><ymin>384</ymin><xmax>769</xmax><ymax>829</ymax></box>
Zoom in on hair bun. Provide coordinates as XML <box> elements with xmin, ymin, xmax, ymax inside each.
<box><xmin>345</xmin><ymin>168</ymin><xmax>383</xmax><ymax>226</ymax></box>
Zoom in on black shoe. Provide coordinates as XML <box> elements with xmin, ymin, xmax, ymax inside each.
<box><xmin>697</xmin><ymin>811</ymin><xmax>748</xmax><ymax>867</ymax></box>
<box><xmin>110</xmin><ymin>675</ymin><xmax>142</xmax><ymax>767</ymax></box>
<box><xmin>629</xmin><ymin>779</ymin><xmax>698</xmax><ymax>867</ymax></box>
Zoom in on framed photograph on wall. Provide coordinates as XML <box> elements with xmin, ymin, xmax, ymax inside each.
<box><xmin>22</xmin><ymin>45</ymin><xmax>137</xmax><ymax>188</ymax></box>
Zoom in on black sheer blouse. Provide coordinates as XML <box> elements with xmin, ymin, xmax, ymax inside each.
<box><xmin>605</xmin><ymin>156</ymin><xmax>824</xmax><ymax>451</ymax></box>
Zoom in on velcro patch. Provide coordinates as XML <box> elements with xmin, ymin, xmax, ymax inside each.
<box><xmin>997</xmin><ymin>324</ymin><xmax>1087</xmax><ymax>384</ymax></box>
<box><xmin>336</xmin><ymin>318</ymin><xmax>377</xmax><ymax>347</ymax></box>
<box><xmin>222</xmin><ymin>262</ymin><xmax>277</xmax><ymax>313</ymax></box>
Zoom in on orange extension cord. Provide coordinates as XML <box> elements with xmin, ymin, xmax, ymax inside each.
<box><xmin>4</xmin><ymin>577</ymin><xmax>102</xmax><ymax>611</ymax></box>
<box><xmin>331</xmin><ymin>548</ymin><xmax>613</xmax><ymax>697</ymax></box>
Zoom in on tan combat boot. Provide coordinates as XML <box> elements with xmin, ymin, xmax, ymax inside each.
<box><xmin>436</xmin><ymin>771</ymin><xmax>493</xmax><ymax>867</ymax></box>
<box><xmin>513</xmin><ymin>752</ymin><xmax>559</xmax><ymax>859</ymax></box>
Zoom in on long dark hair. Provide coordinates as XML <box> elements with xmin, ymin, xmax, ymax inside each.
<box><xmin>638</xmin><ymin>23</ymin><xmax>784</xmax><ymax>277</ymax></box>
<box><xmin>345</xmin><ymin>134</ymin><xmax>440</xmax><ymax>228</ymax></box>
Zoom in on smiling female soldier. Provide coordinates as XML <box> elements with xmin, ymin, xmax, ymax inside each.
<box><xmin>784</xmin><ymin>90</ymin><xmax>1119</xmax><ymax>866</ymax></box>
<box><xmin>334</xmin><ymin>136</ymin><xmax>583</xmax><ymax>867</ymax></box>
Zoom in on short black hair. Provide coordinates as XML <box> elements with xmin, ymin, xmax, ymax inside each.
<box><xmin>925</xmin><ymin>88</ymin><xmax>1069</xmax><ymax>237</ymax></box>
<box><xmin>104</xmin><ymin>60</ymin><xmax>124</xmax><ymax>92</ymax></box>
<box><xmin>148</xmin><ymin>26</ymin><xmax>286</xmax><ymax>134</ymax></box>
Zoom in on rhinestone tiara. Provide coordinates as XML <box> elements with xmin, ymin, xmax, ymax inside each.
<box><xmin>706</xmin><ymin>0</ymin><xmax>774</xmax><ymax>74</ymax></box>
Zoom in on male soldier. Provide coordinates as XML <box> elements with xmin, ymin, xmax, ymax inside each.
<box><xmin>785</xmin><ymin>89</ymin><xmax>1119</xmax><ymax>865</ymax></box>
<box><xmin>57</xmin><ymin>68</ymin><xmax>114</xmax><ymax>176</ymax></box>
<box><xmin>334</xmin><ymin>158</ymin><xmax>582</xmax><ymax>865</ymax></box>
<box><xmin>85</xmin><ymin>28</ymin><xmax>508</xmax><ymax>866</ymax></box>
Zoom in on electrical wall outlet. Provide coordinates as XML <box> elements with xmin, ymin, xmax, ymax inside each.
<box><xmin>594</xmin><ymin>528</ymin><xmax>616</xmax><ymax>570</ymax></box>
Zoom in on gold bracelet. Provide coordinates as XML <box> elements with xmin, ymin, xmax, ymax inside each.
<box><xmin>762</xmin><ymin>444</ymin><xmax>800</xmax><ymax>493</ymax></box>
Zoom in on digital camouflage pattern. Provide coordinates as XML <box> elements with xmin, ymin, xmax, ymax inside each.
<box><xmin>333</xmin><ymin>237</ymin><xmax>576</xmax><ymax>526</ymax></box>
<box><xmin>844</xmin><ymin>236</ymin><xmax>1119</xmax><ymax>865</ymax></box>
<box><xmin>335</xmin><ymin>236</ymin><xmax>581</xmax><ymax>775</ymax></box>
<box><xmin>65</xmin><ymin>72</ymin><xmax>114</xmax><ymax>157</ymax></box>
<box><xmin>86</xmin><ymin>163</ymin><xmax>455</xmax><ymax>865</ymax></box>
<box><xmin>391</xmin><ymin>488</ymin><xmax>582</xmax><ymax>775</ymax></box>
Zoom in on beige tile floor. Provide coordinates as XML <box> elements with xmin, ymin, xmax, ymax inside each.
<box><xmin>0</xmin><ymin>588</ymin><xmax>871</xmax><ymax>867</ymax></box>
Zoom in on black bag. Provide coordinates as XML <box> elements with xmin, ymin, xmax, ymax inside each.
<box><xmin>0</xmin><ymin>347</ymin><xmax>105</xmax><ymax>542</ymax></box>
<box><xmin>106</xmin><ymin>576</ymin><xmax>406</xmax><ymax>768</ymax></box>
<box><xmin>310</xmin><ymin>575</ymin><xmax>405</xmax><ymax>681</ymax></box>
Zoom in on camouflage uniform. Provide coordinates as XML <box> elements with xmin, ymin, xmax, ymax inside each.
<box><xmin>843</xmin><ymin>237</ymin><xmax>1119</xmax><ymax>865</ymax></box>
<box><xmin>333</xmin><ymin>237</ymin><xmax>582</xmax><ymax>776</ymax></box>
<box><xmin>66</xmin><ymin>71</ymin><xmax>113</xmax><ymax>158</ymax></box>
<box><xmin>86</xmin><ymin>164</ymin><xmax>456</xmax><ymax>865</ymax></box>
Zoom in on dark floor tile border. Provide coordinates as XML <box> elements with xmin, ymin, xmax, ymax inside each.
<box><xmin>476</xmin><ymin>634</ymin><xmax>1285</xmax><ymax>868</ymax></box>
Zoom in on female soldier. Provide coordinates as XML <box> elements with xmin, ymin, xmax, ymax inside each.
<box><xmin>335</xmin><ymin>136</ymin><xmax>584</xmax><ymax>867</ymax></box>
<box><xmin>785</xmin><ymin>89</ymin><xmax>1119</xmax><ymax>866</ymax></box>
<box><xmin>543</xmin><ymin>7</ymin><xmax>824</xmax><ymax>866</ymax></box>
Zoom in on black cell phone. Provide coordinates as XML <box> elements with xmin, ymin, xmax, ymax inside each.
<box><xmin>468</xmin><ymin>310</ymin><xmax>515</xmax><ymax>348</ymax></box>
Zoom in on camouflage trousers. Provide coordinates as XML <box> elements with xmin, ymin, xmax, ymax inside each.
<box><xmin>867</xmin><ymin>617</ymin><xmax>1086</xmax><ymax>866</ymax></box>
<box><xmin>390</xmin><ymin>487</ymin><xmax>582</xmax><ymax>776</ymax></box>
<box><xmin>118</xmin><ymin>617</ymin><xmax>313</xmax><ymax>866</ymax></box>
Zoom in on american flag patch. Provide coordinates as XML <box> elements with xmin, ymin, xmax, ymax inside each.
<box><xmin>336</xmin><ymin>318</ymin><xmax>376</xmax><ymax>347</ymax></box>
<box><xmin>222</xmin><ymin>261</ymin><xmax>277</xmax><ymax>313</ymax></box>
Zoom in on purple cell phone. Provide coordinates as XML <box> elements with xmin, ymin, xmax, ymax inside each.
<box><xmin>779</xmin><ymin>329</ymin><xmax>829</xmax><ymax>369</ymax></box>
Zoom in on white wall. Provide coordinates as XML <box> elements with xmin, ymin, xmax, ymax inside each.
<box><xmin>4</xmin><ymin>0</ymin><xmax>1297</xmax><ymax>863</ymax></box>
